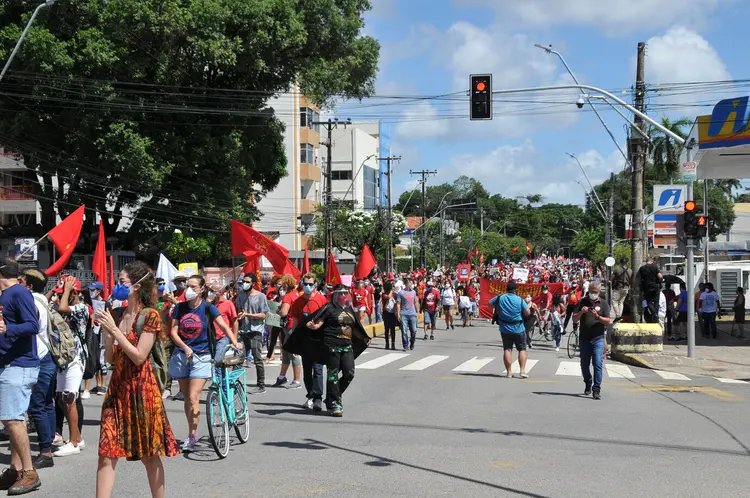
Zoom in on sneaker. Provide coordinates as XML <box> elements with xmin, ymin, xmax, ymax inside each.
<box><xmin>52</xmin><ymin>433</ymin><xmax>63</xmax><ymax>446</ymax></box>
<box><xmin>8</xmin><ymin>469</ymin><xmax>41</xmax><ymax>496</ymax></box>
<box><xmin>592</xmin><ymin>389</ymin><xmax>601</xmax><ymax>400</ymax></box>
<box><xmin>303</xmin><ymin>399</ymin><xmax>314</xmax><ymax>410</ymax></box>
<box><xmin>173</xmin><ymin>391</ymin><xmax>184</xmax><ymax>401</ymax></box>
<box><xmin>53</xmin><ymin>442</ymin><xmax>80</xmax><ymax>457</ymax></box>
<box><xmin>285</xmin><ymin>380</ymin><xmax>302</xmax><ymax>389</ymax></box>
<box><xmin>0</xmin><ymin>428</ymin><xmax>9</xmax><ymax>442</ymax></box>
<box><xmin>78</xmin><ymin>439</ymin><xmax>85</xmax><ymax>450</ymax></box>
<box><xmin>505</xmin><ymin>371</ymin><xmax>511</xmax><ymax>378</ymax></box>
<box><xmin>0</xmin><ymin>468</ymin><xmax>18</xmax><ymax>491</ymax></box>
<box><xmin>81</xmin><ymin>390</ymin><xmax>91</xmax><ymax>400</ymax></box>
<box><xmin>430</xmin><ymin>335</ymin><xmax>434</xmax><ymax>340</ymax></box>
<box><xmin>162</xmin><ymin>390</ymin><xmax>171</xmax><ymax>399</ymax></box>
<box><xmin>520</xmin><ymin>371</ymin><xmax>529</xmax><ymax>379</ymax></box>
<box><xmin>96</xmin><ymin>386</ymin><xmax>106</xmax><ymax>396</ymax></box>
<box><xmin>555</xmin><ymin>347</ymin><xmax>560</xmax><ymax>352</ymax></box>
<box><xmin>450</xmin><ymin>324</ymin><xmax>455</xmax><ymax>330</ymax></box>
<box><xmin>181</xmin><ymin>435</ymin><xmax>197</xmax><ymax>453</ymax></box>
<box><xmin>312</xmin><ymin>399</ymin><xmax>323</xmax><ymax>412</ymax></box>
<box><xmin>584</xmin><ymin>383</ymin><xmax>592</xmax><ymax>396</ymax></box>
<box><xmin>250</xmin><ymin>386</ymin><xmax>267</xmax><ymax>395</ymax></box>
<box><xmin>423</xmin><ymin>334</ymin><xmax>428</xmax><ymax>340</ymax></box>
<box><xmin>332</xmin><ymin>404</ymin><xmax>343</xmax><ymax>417</ymax></box>
<box><xmin>32</xmin><ymin>454</ymin><xmax>54</xmax><ymax>470</ymax></box>
<box><xmin>272</xmin><ymin>376</ymin><xmax>288</xmax><ymax>387</ymax></box>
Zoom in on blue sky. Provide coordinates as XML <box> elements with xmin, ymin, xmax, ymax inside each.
<box><xmin>335</xmin><ymin>0</ymin><xmax>750</xmax><ymax>206</ymax></box>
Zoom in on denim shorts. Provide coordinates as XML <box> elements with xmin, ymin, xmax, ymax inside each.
<box><xmin>0</xmin><ymin>366</ymin><xmax>40</xmax><ymax>421</ymax></box>
<box><xmin>168</xmin><ymin>349</ymin><xmax>211</xmax><ymax>380</ymax></box>
<box><xmin>424</xmin><ymin>311</ymin><xmax>437</xmax><ymax>326</ymax></box>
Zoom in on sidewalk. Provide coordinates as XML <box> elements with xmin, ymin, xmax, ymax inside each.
<box><xmin>613</xmin><ymin>320</ymin><xmax>750</xmax><ymax>380</ymax></box>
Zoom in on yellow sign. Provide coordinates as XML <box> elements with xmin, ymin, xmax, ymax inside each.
<box><xmin>178</xmin><ymin>263</ymin><xmax>199</xmax><ymax>277</ymax></box>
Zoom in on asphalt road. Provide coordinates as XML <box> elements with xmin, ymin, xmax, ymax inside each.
<box><xmin>7</xmin><ymin>319</ymin><xmax>750</xmax><ymax>497</ymax></box>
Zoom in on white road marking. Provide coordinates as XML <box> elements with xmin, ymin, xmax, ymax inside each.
<box><xmin>502</xmin><ymin>359</ymin><xmax>538</xmax><ymax>375</ymax></box>
<box><xmin>654</xmin><ymin>370</ymin><xmax>691</xmax><ymax>381</ymax></box>
<box><xmin>400</xmin><ymin>355</ymin><xmax>450</xmax><ymax>371</ymax></box>
<box><xmin>452</xmin><ymin>357</ymin><xmax>495</xmax><ymax>373</ymax></box>
<box><xmin>555</xmin><ymin>361</ymin><xmax>581</xmax><ymax>376</ymax></box>
<box><xmin>715</xmin><ymin>378</ymin><xmax>749</xmax><ymax>384</ymax></box>
<box><xmin>606</xmin><ymin>364</ymin><xmax>635</xmax><ymax>379</ymax></box>
<box><xmin>357</xmin><ymin>353</ymin><xmax>410</xmax><ymax>370</ymax></box>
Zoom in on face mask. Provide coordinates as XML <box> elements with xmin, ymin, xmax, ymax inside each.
<box><xmin>185</xmin><ymin>288</ymin><xmax>200</xmax><ymax>301</ymax></box>
<box><xmin>542</xmin><ymin>290</ymin><xmax>548</xmax><ymax>294</ymax></box>
<box><xmin>335</xmin><ymin>295</ymin><xmax>350</xmax><ymax>307</ymax></box>
<box><xmin>444</xmin><ymin>284</ymin><xmax>450</xmax><ymax>289</ymax></box>
<box><xmin>207</xmin><ymin>291</ymin><xmax>216</xmax><ymax>301</ymax></box>
<box><xmin>90</xmin><ymin>290</ymin><xmax>100</xmax><ymax>299</ymax></box>
<box><xmin>51</xmin><ymin>295</ymin><xmax>58</xmax><ymax>303</ymax></box>
<box><xmin>279</xmin><ymin>289</ymin><xmax>286</xmax><ymax>297</ymax></box>
<box><xmin>157</xmin><ymin>284</ymin><xmax>165</xmax><ymax>293</ymax></box>
<box><xmin>111</xmin><ymin>283</ymin><xmax>131</xmax><ymax>301</ymax></box>
<box><xmin>303</xmin><ymin>284</ymin><xmax>315</xmax><ymax>295</ymax></box>
<box><xmin>525</xmin><ymin>297</ymin><xmax>531</xmax><ymax>303</ymax></box>
<box><xmin>242</xmin><ymin>283</ymin><xmax>252</xmax><ymax>291</ymax></box>
<box><xmin>589</xmin><ymin>292</ymin><xmax>600</xmax><ymax>301</ymax></box>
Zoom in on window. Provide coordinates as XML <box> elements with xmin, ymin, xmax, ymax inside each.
<box><xmin>331</xmin><ymin>170</ymin><xmax>352</xmax><ymax>180</ymax></box>
<box><xmin>300</xmin><ymin>143</ymin><xmax>315</xmax><ymax>164</ymax></box>
<box><xmin>299</xmin><ymin>107</ymin><xmax>320</xmax><ymax>132</ymax></box>
<box><xmin>363</xmin><ymin>166</ymin><xmax>378</xmax><ymax>209</ymax></box>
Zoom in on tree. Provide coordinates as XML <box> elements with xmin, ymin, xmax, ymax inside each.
<box><xmin>0</xmin><ymin>0</ymin><xmax>379</xmax><ymax>245</ymax></box>
<box><xmin>312</xmin><ymin>206</ymin><xmax>406</xmax><ymax>261</ymax></box>
<box><xmin>649</xmin><ymin>117</ymin><xmax>691</xmax><ymax>179</ymax></box>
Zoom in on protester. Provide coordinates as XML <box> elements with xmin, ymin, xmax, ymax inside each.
<box><xmin>573</xmin><ymin>281</ymin><xmax>611</xmax><ymax>400</ymax></box>
<box><xmin>489</xmin><ymin>281</ymin><xmax>531</xmax><ymax>378</ymax></box>
<box><xmin>235</xmin><ymin>273</ymin><xmax>269</xmax><ymax>394</ymax></box>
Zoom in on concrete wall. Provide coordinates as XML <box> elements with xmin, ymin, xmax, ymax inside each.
<box><xmin>729</xmin><ymin>203</ymin><xmax>750</xmax><ymax>242</ymax></box>
<box><xmin>326</xmin><ymin>128</ymin><xmax>378</xmax><ymax>209</ymax></box>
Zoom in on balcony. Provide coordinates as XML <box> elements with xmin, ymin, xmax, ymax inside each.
<box><xmin>299</xmin><ymin>162</ymin><xmax>321</xmax><ymax>182</ymax></box>
<box><xmin>0</xmin><ymin>154</ymin><xmax>26</xmax><ymax>171</ymax></box>
<box><xmin>0</xmin><ymin>185</ymin><xmax>37</xmax><ymax>214</ymax></box>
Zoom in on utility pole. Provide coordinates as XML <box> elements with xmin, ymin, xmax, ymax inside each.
<box><xmin>629</xmin><ymin>41</ymin><xmax>648</xmax><ymax>322</ymax></box>
<box><xmin>313</xmin><ymin>117</ymin><xmax>351</xmax><ymax>273</ymax></box>
<box><xmin>608</xmin><ymin>172</ymin><xmax>615</xmax><ymax>306</ymax></box>
<box><xmin>409</xmin><ymin>169</ymin><xmax>437</xmax><ymax>269</ymax></box>
<box><xmin>685</xmin><ymin>139</ymin><xmax>697</xmax><ymax>358</ymax></box>
<box><xmin>378</xmin><ymin>155</ymin><xmax>401</xmax><ymax>273</ymax></box>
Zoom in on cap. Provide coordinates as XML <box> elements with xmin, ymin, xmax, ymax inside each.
<box><xmin>88</xmin><ymin>281</ymin><xmax>104</xmax><ymax>291</ymax></box>
<box><xmin>172</xmin><ymin>272</ymin><xmax>188</xmax><ymax>281</ymax></box>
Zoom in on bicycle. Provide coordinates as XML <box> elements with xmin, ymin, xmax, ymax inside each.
<box><xmin>567</xmin><ymin>327</ymin><xmax>579</xmax><ymax>359</ymax></box>
<box><xmin>196</xmin><ymin>345</ymin><xmax>250</xmax><ymax>458</ymax></box>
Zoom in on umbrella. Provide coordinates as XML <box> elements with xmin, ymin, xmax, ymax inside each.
<box><xmin>663</xmin><ymin>275</ymin><xmax>685</xmax><ymax>286</ymax></box>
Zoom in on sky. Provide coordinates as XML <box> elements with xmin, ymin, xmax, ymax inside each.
<box><xmin>332</xmin><ymin>0</ymin><xmax>750</xmax><ymax>207</ymax></box>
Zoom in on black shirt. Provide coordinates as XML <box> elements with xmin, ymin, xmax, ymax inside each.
<box><xmin>575</xmin><ymin>296</ymin><xmax>610</xmax><ymax>341</ymax></box>
<box><xmin>638</xmin><ymin>264</ymin><xmax>661</xmax><ymax>292</ymax></box>
<box><xmin>373</xmin><ymin>282</ymin><xmax>382</xmax><ymax>301</ymax></box>
<box><xmin>317</xmin><ymin>305</ymin><xmax>357</xmax><ymax>348</ymax></box>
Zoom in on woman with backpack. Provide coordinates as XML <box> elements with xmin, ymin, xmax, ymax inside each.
<box><xmin>380</xmin><ymin>282</ymin><xmax>398</xmax><ymax>350</ymax></box>
<box><xmin>94</xmin><ymin>261</ymin><xmax>179</xmax><ymax>498</ymax></box>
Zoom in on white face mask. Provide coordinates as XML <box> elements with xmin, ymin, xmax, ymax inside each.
<box><xmin>185</xmin><ymin>288</ymin><xmax>200</xmax><ymax>301</ymax></box>
<box><xmin>589</xmin><ymin>292</ymin><xmax>600</xmax><ymax>301</ymax></box>
<box><xmin>279</xmin><ymin>289</ymin><xmax>286</xmax><ymax>297</ymax></box>
<box><xmin>90</xmin><ymin>290</ymin><xmax>100</xmax><ymax>299</ymax></box>
<box><xmin>242</xmin><ymin>283</ymin><xmax>252</xmax><ymax>291</ymax></box>
<box><xmin>444</xmin><ymin>284</ymin><xmax>450</xmax><ymax>289</ymax></box>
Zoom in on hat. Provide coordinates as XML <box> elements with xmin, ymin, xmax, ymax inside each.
<box><xmin>88</xmin><ymin>281</ymin><xmax>104</xmax><ymax>291</ymax></box>
<box><xmin>172</xmin><ymin>272</ymin><xmax>188</xmax><ymax>281</ymax></box>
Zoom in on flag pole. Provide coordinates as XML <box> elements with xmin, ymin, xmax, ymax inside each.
<box><xmin>17</xmin><ymin>232</ymin><xmax>50</xmax><ymax>260</ymax></box>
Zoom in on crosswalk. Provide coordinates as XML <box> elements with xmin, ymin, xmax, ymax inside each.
<box><xmin>259</xmin><ymin>348</ymin><xmax>750</xmax><ymax>385</ymax></box>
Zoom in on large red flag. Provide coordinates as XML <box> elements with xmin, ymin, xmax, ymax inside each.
<box><xmin>230</xmin><ymin>220</ymin><xmax>290</xmax><ymax>275</ymax></box>
<box><xmin>46</xmin><ymin>205</ymin><xmax>85</xmax><ymax>277</ymax></box>
<box><xmin>92</xmin><ymin>220</ymin><xmax>108</xmax><ymax>298</ymax></box>
<box><xmin>353</xmin><ymin>243</ymin><xmax>377</xmax><ymax>280</ymax></box>
<box><xmin>242</xmin><ymin>250</ymin><xmax>262</xmax><ymax>290</ymax></box>
<box><xmin>326</xmin><ymin>252</ymin><xmax>342</xmax><ymax>286</ymax></box>
<box><xmin>302</xmin><ymin>246</ymin><xmax>310</xmax><ymax>274</ymax></box>
<box><xmin>282</xmin><ymin>259</ymin><xmax>302</xmax><ymax>280</ymax></box>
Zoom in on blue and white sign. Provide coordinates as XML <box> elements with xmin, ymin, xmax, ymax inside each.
<box><xmin>653</xmin><ymin>185</ymin><xmax>687</xmax><ymax>236</ymax></box>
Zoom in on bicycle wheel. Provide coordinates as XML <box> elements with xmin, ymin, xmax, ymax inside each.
<box><xmin>567</xmin><ymin>331</ymin><xmax>578</xmax><ymax>359</ymax></box>
<box><xmin>206</xmin><ymin>388</ymin><xmax>230</xmax><ymax>458</ymax></box>
<box><xmin>233</xmin><ymin>380</ymin><xmax>250</xmax><ymax>443</ymax></box>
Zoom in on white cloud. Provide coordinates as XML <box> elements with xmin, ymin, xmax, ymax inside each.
<box><xmin>441</xmin><ymin>141</ymin><xmax>623</xmax><ymax>205</ymax></box>
<box><xmin>455</xmin><ymin>0</ymin><xmax>734</xmax><ymax>34</ymax></box>
<box><xmin>394</xmin><ymin>101</ymin><xmax>450</xmax><ymax>140</ymax></box>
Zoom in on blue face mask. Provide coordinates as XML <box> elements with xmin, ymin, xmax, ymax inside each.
<box><xmin>111</xmin><ymin>283</ymin><xmax>131</xmax><ymax>301</ymax></box>
<box><xmin>158</xmin><ymin>284</ymin><xmax>165</xmax><ymax>293</ymax></box>
<box><xmin>303</xmin><ymin>284</ymin><xmax>315</xmax><ymax>294</ymax></box>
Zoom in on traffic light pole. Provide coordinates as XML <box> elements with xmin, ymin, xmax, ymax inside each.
<box><xmin>685</xmin><ymin>142</ymin><xmax>696</xmax><ymax>359</ymax></box>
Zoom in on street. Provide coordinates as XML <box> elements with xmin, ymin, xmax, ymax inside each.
<box><xmin>16</xmin><ymin>319</ymin><xmax>750</xmax><ymax>497</ymax></box>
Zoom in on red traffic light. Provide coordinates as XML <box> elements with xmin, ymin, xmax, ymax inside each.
<box><xmin>475</xmin><ymin>81</ymin><xmax>486</xmax><ymax>92</ymax></box>
<box><xmin>684</xmin><ymin>200</ymin><xmax>697</xmax><ymax>212</ymax></box>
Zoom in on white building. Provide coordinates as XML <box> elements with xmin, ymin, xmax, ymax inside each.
<box><xmin>0</xmin><ymin>149</ymin><xmax>39</xmax><ymax>227</ymax></box>
<box><xmin>254</xmin><ymin>89</ymin><xmax>323</xmax><ymax>251</ymax></box>
<box><xmin>322</xmin><ymin>122</ymin><xmax>380</xmax><ymax>210</ymax></box>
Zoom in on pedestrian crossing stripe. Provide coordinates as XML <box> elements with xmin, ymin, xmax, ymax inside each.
<box><xmin>555</xmin><ymin>361</ymin><xmax>580</xmax><ymax>376</ymax></box>
<box><xmin>654</xmin><ymin>370</ymin><xmax>691</xmax><ymax>381</ymax></box>
<box><xmin>715</xmin><ymin>378</ymin><xmax>749</xmax><ymax>384</ymax></box>
<box><xmin>400</xmin><ymin>355</ymin><xmax>449</xmax><ymax>371</ymax></box>
<box><xmin>606</xmin><ymin>364</ymin><xmax>635</xmax><ymax>379</ymax></box>
<box><xmin>357</xmin><ymin>353</ymin><xmax>410</xmax><ymax>370</ymax></box>
<box><xmin>501</xmin><ymin>359</ymin><xmax>538</xmax><ymax>375</ymax></box>
<box><xmin>453</xmin><ymin>357</ymin><xmax>495</xmax><ymax>373</ymax></box>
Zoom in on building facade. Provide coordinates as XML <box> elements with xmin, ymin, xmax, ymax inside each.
<box><xmin>254</xmin><ymin>89</ymin><xmax>322</xmax><ymax>251</ymax></box>
<box><xmin>322</xmin><ymin>126</ymin><xmax>379</xmax><ymax>209</ymax></box>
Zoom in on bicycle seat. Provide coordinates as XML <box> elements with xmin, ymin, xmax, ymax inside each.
<box><xmin>216</xmin><ymin>344</ymin><xmax>245</xmax><ymax>367</ymax></box>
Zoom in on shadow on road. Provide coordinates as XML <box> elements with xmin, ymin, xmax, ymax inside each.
<box><xmin>532</xmin><ymin>392</ymin><xmax>587</xmax><ymax>398</ymax></box>
<box><xmin>262</xmin><ymin>441</ymin><xmax>327</xmax><ymax>450</ymax></box>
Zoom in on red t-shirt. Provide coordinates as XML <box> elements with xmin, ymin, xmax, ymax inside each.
<box><xmin>352</xmin><ymin>288</ymin><xmax>367</xmax><ymax>308</ymax></box>
<box><xmin>466</xmin><ymin>286</ymin><xmax>477</xmax><ymax>302</ymax></box>
<box><xmin>281</xmin><ymin>291</ymin><xmax>300</xmax><ymax>329</ymax></box>
<box><xmin>214</xmin><ymin>298</ymin><xmax>237</xmax><ymax>340</ymax></box>
<box><xmin>266</xmin><ymin>286</ymin><xmax>278</xmax><ymax>302</ymax></box>
<box><xmin>290</xmin><ymin>292</ymin><xmax>329</xmax><ymax>325</ymax></box>
<box><xmin>422</xmin><ymin>288</ymin><xmax>441</xmax><ymax>312</ymax></box>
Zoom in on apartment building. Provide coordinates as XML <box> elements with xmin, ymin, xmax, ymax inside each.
<box><xmin>255</xmin><ymin>89</ymin><xmax>323</xmax><ymax>251</ymax></box>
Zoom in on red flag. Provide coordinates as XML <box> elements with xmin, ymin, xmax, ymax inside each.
<box><xmin>511</xmin><ymin>246</ymin><xmax>519</xmax><ymax>253</ymax></box>
<box><xmin>526</xmin><ymin>240</ymin><xmax>532</xmax><ymax>256</ymax></box>
<box><xmin>480</xmin><ymin>251</ymin><xmax>485</xmax><ymax>264</ymax></box>
<box><xmin>108</xmin><ymin>255</ymin><xmax>115</xmax><ymax>294</ymax></box>
<box><xmin>302</xmin><ymin>246</ymin><xmax>310</xmax><ymax>274</ymax></box>
<box><xmin>473</xmin><ymin>247</ymin><xmax>479</xmax><ymax>257</ymax></box>
<box><xmin>467</xmin><ymin>249</ymin><xmax>472</xmax><ymax>262</ymax></box>
<box><xmin>282</xmin><ymin>259</ymin><xmax>302</xmax><ymax>280</ymax></box>
<box><xmin>242</xmin><ymin>250</ymin><xmax>262</xmax><ymax>290</ymax></box>
<box><xmin>46</xmin><ymin>205</ymin><xmax>85</xmax><ymax>277</ymax></box>
<box><xmin>353</xmin><ymin>243</ymin><xmax>377</xmax><ymax>280</ymax></box>
<box><xmin>230</xmin><ymin>220</ymin><xmax>290</xmax><ymax>275</ymax></box>
<box><xmin>92</xmin><ymin>220</ymin><xmax>108</xmax><ymax>298</ymax></box>
<box><xmin>326</xmin><ymin>252</ymin><xmax>342</xmax><ymax>286</ymax></box>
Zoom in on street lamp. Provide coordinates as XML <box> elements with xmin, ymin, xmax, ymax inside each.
<box><xmin>567</xmin><ymin>153</ymin><xmax>607</xmax><ymax>219</ymax></box>
<box><xmin>0</xmin><ymin>0</ymin><xmax>58</xmax><ymax>83</ymax></box>
<box><xmin>341</xmin><ymin>153</ymin><xmax>376</xmax><ymax>206</ymax></box>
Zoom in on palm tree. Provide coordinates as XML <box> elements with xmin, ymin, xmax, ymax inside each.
<box><xmin>649</xmin><ymin>116</ymin><xmax>693</xmax><ymax>180</ymax></box>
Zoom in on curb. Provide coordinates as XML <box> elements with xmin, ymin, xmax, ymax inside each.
<box><xmin>364</xmin><ymin>318</ymin><xmax>426</xmax><ymax>339</ymax></box>
<box><xmin>611</xmin><ymin>351</ymin><xmax>656</xmax><ymax>370</ymax></box>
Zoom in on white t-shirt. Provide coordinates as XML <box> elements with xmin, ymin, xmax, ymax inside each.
<box><xmin>32</xmin><ymin>293</ymin><xmax>49</xmax><ymax>360</ymax></box>
<box><xmin>441</xmin><ymin>287</ymin><xmax>456</xmax><ymax>306</ymax></box>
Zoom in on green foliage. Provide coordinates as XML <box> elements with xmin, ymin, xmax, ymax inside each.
<box><xmin>165</xmin><ymin>231</ymin><xmax>213</xmax><ymax>262</ymax></box>
<box><xmin>313</xmin><ymin>206</ymin><xmax>405</xmax><ymax>261</ymax></box>
<box><xmin>0</xmin><ymin>0</ymin><xmax>379</xmax><ymax>245</ymax></box>
<box><xmin>694</xmin><ymin>181</ymin><xmax>737</xmax><ymax>240</ymax></box>
<box><xmin>649</xmin><ymin>117</ymin><xmax>691</xmax><ymax>179</ymax></box>
<box><xmin>310</xmin><ymin>264</ymin><xmax>325</xmax><ymax>281</ymax></box>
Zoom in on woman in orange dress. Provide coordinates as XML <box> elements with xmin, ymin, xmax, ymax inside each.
<box><xmin>94</xmin><ymin>261</ymin><xmax>179</xmax><ymax>498</ymax></box>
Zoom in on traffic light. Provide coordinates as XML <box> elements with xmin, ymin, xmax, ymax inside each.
<box><xmin>696</xmin><ymin>214</ymin><xmax>709</xmax><ymax>238</ymax></box>
<box><xmin>683</xmin><ymin>200</ymin><xmax>697</xmax><ymax>237</ymax></box>
<box><xmin>470</xmin><ymin>74</ymin><xmax>492</xmax><ymax>120</ymax></box>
